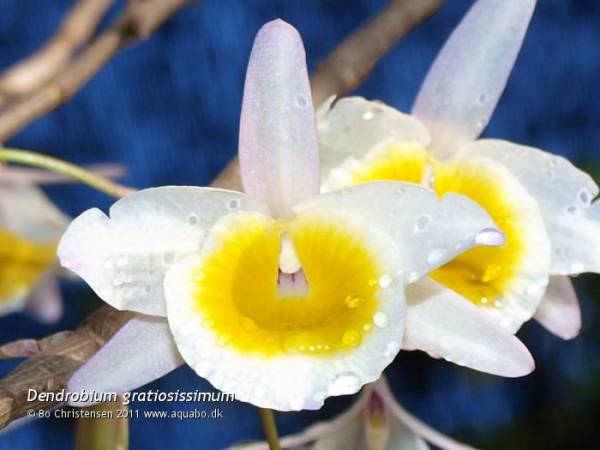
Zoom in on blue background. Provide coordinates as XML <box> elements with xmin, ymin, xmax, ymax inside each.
<box><xmin>1</xmin><ymin>0</ymin><xmax>599</xmax><ymax>448</ymax></box>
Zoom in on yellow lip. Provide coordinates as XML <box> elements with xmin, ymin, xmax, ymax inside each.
<box><xmin>0</xmin><ymin>229</ymin><xmax>56</xmax><ymax>303</ymax></box>
<box><xmin>189</xmin><ymin>211</ymin><xmax>383</xmax><ymax>357</ymax></box>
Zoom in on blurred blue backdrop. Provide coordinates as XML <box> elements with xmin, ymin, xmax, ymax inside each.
<box><xmin>0</xmin><ymin>0</ymin><xmax>599</xmax><ymax>449</ymax></box>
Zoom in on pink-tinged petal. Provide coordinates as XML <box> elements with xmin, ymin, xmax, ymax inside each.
<box><xmin>534</xmin><ymin>276</ymin><xmax>581</xmax><ymax>340</ymax></box>
<box><xmin>375</xmin><ymin>378</ymin><xmax>475</xmax><ymax>450</ymax></box>
<box><xmin>239</xmin><ymin>19</ymin><xmax>320</xmax><ymax>217</ymax></box>
<box><xmin>404</xmin><ymin>279</ymin><xmax>535</xmax><ymax>377</ymax></box>
<box><xmin>412</xmin><ymin>0</ymin><xmax>536</xmax><ymax>159</ymax></box>
<box><xmin>67</xmin><ymin>314</ymin><xmax>184</xmax><ymax>406</ymax></box>
<box><xmin>26</xmin><ymin>272</ymin><xmax>63</xmax><ymax>324</ymax></box>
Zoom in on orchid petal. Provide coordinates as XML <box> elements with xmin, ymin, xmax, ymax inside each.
<box><xmin>57</xmin><ymin>187</ymin><xmax>268</xmax><ymax>316</ymax></box>
<box><xmin>466</xmin><ymin>139</ymin><xmax>600</xmax><ymax>276</ymax></box>
<box><xmin>26</xmin><ymin>272</ymin><xmax>63</xmax><ymax>323</ymax></box>
<box><xmin>239</xmin><ymin>19</ymin><xmax>319</xmax><ymax>216</ymax></box>
<box><xmin>317</xmin><ymin>97</ymin><xmax>430</xmax><ymax>179</ymax></box>
<box><xmin>404</xmin><ymin>279</ymin><xmax>534</xmax><ymax>377</ymax></box>
<box><xmin>534</xmin><ymin>276</ymin><xmax>581</xmax><ymax>340</ymax></box>
<box><xmin>294</xmin><ymin>182</ymin><xmax>503</xmax><ymax>284</ymax></box>
<box><xmin>412</xmin><ymin>0</ymin><xmax>536</xmax><ymax>159</ymax></box>
<box><xmin>0</xmin><ymin>183</ymin><xmax>68</xmax><ymax>242</ymax></box>
<box><xmin>68</xmin><ymin>314</ymin><xmax>184</xmax><ymax>406</ymax></box>
<box><xmin>165</xmin><ymin>208</ymin><xmax>407</xmax><ymax>411</ymax></box>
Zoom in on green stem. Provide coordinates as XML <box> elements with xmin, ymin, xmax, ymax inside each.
<box><xmin>258</xmin><ymin>408</ymin><xmax>282</xmax><ymax>450</ymax></box>
<box><xmin>0</xmin><ymin>148</ymin><xmax>133</xmax><ymax>198</ymax></box>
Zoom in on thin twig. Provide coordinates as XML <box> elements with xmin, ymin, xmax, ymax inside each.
<box><xmin>0</xmin><ymin>0</ymin><xmax>445</xmax><ymax>431</ymax></box>
<box><xmin>0</xmin><ymin>0</ymin><xmax>192</xmax><ymax>142</ymax></box>
<box><xmin>311</xmin><ymin>0</ymin><xmax>444</xmax><ymax>106</ymax></box>
<box><xmin>258</xmin><ymin>408</ymin><xmax>281</xmax><ymax>450</ymax></box>
<box><xmin>0</xmin><ymin>0</ymin><xmax>114</xmax><ymax>102</ymax></box>
<box><xmin>0</xmin><ymin>163</ymin><xmax>126</xmax><ymax>185</ymax></box>
<box><xmin>0</xmin><ymin>149</ymin><xmax>133</xmax><ymax>198</ymax></box>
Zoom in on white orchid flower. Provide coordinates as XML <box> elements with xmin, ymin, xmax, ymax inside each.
<box><xmin>231</xmin><ymin>377</ymin><xmax>473</xmax><ymax>450</ymax></box>
<box><xmin>58</xmin><ymin>20</ymin><xmax>530</xmax><ymax>412</ymax></box>
<box><xmin>0</xmin><ymin>181</ymin><xmax>69</xmax><ymax>322</ymax></box>
<box><xmin>318</xmin><ymin>0</ymin><xmax>592</xmax><ymax>343</ymax></box>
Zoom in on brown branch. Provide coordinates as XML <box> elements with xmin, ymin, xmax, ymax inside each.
<box><xmin>0</xmin><ymin>0</ymin><xmax>115</xmax><ymax>102</ymax></box>
<box><xmin>311</xmin><ymin>0</ymin><xmax>444</xmax><ymax>106</ymax></box>
<box><xmin>0</xmin><ymin>0</ymin><xmax>193</xmax><ymax>142</ymax></box>
<box><xmin>0</xmin><ymin>0</ymin><xmax>444</xmax><ymax>430</ymax></box>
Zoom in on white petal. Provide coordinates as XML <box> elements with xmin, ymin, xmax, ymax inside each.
<box><xmin>412</xmin><ymin>0</ymin><xmax>536</xmax><ymax>159</ymax></box>
<box><xmin>165</xmin><ymin>209</ymin><xmax>407</xmax><ymax>411</ymax></box>
<box><xmin>239</xmin><ymin>19</ymin><xmax>319</xmax><ymax>217</ymax></box>
<box><xmin>57</xmin><ymin>186</ymin><xmax>268</xmax><ymax>316</ymax></box>
<box><xmin>0</xmin><ymin>183</ymin><xmax>68</xmax><ymax>242</ymax></box>
<box><xmin>67</xmin><ymin>314</ymin><xmax>184</xmax><ymax>406</ymax></box>
<box><xmin>467</xmin><ymin>139</ymin><xmax>600</xmax><ymax>276</ymax></box>
<box><xmin>404</xmin><ymin>279</ymin><xmax>534</xmax><ymax>377</ymax></box>
<box><xmin>375</xmin><ymin>378</ymin><xmax>476</xmax><ymax>450</ymax></box>
<box><xmin>26</xmin><ymin>272</ymin><xmax>63</xmax><ymax>323</ymax></box>
<box><xmin>294</xmin><ymin>182</ymin><xmax>503</xmax><ymax>284</ymax></box>
<box><xmin>317</xmin><ymin>97</ymin><xmax>430</xmax><ymax>179</ymax></box>
<box><xmin>534</xmin><ymin>276</ymin><xmax>581</xmax><ymax>340</ymax></box>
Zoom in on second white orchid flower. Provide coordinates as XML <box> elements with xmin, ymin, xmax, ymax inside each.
<box><xmin>57</xmin><ymin>20</ymin><xmax>532</xmax><ymax>412</ymax></box>
<box><xmin>318</xmin><ymin>0</ymin><xmax>595</xmax><ymax>345</ymax></box>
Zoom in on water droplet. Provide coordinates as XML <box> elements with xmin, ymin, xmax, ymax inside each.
<box><xmin>427</xmin><ymin>248</ymin><xmax>445</xmax><ymax>267</ymax></box>
<box><xmin>226</xmin><ymin>198</ymin><xmax>241</xmax><ymax>210</ymax></box>
<box><xmin>116</xmin><ymin>256</ymin><xmax>128</xmax><ymax>268</ymax></box>
<box><xmin>188</xmin><ymin>214</ymin><xmax>199</xmax><ymax>225</ymax></box>
<box><xmin>579</xmin><ymin>190</ymin><xmax>591</xmax><ymax>205</ymax></box>
<box><xmin>384</xmin><ymin>341</ymin><xmax>400</xmax><ymax>358</ymax></box>
<box><xmin>362</xmin><ymin>110</ymin><xmax>375</xmax><ymax>120</ymax></box>
<box><xmin>481</xmin><ymin>265</ymin><xmax>502</xmax><ymax>283</ymax></box>
<box><xmin>195</xmin><ymin>360</ymin><xmax>214</xmax><ymax>377</ymax></box>
<box><xmin>295</xmin><ymin>95</ymin><xmax>308</xmax><ymax>108</ymax></box>
<box><xmin>545</xmin><ymin>170</ymin><xmax>554</xmax><ymax>179</ymax></box>
<box><xmin>565</xmin><ymin>205</ymin><xmax>578</xmax><ymax>215</ymax></box>
<box><xmin>342</xmin><ymin>329</ymin><xmax>362</xmax><ymax>348</ymax></box>
<box><xmin>163</xmin><ymin>253</ymin><xmax>174</xmax><ymax>265</ymax></box>
<box><xmin>289</xmin><ymin>398</ymin><xmax>304</xmax><ymax>411</ymax></box>
<box><xmin>480</xmin><ymin>296</ymin><xmax>489</xmax><ymax>305</ymax></box>
<box><xmin>477</xmin><ymin>93</ymin><xmax>488</xmax><ymax>104</ymax></box>
<box><xmin>407</xmin><ymin>272</ymin><xmax>420</xmax><ymax>283</ymax></box>
<box><xmin>379</xmin><ymin>275</ymin><xmax>392</xmax><ymax>288</ymax></box>
<box><xmin>312</xmin><ymin>391</ymin><xmax>326</xmax><ymax>405</ymax></box>
<box><xmin>328</xmin><ymin>372</ymin><xmax>361</xmax><ymax>396</ymax></box>
<box><xmin>344</xmin><ymin>295</ymin><xmax>365</xmax><ymax>309</ymax></box>
<box><xmin>254</xmin><ymin>385</ymin><xmax>267</xmax><ymax>398</ymax></box>
<box><xmin>218</xmin><ymin>333</ymin><xmax>232</xmax><ymax>346</ymax></box>
<box><xmin>414</xmin><ymin>215</ymin><xmax>431</xmax><ymax>232</ymax></box>
<box><xmin>362</xmin><ymin>323</ymin><xmax>372</xmax><ymax>332</ymax></box>
<box><xmin>113</xmin><ymin>273</ymin><xmax>125</xmax><ymax>287</ymax></box>
<box><xmin>373</xmin><ymin>312</ymin><xmax>388</xmax><ymax>328</ymax></box>
<box><xmin>570</xmin><ymin>262</ymin><xmax>584</xmax><ymax>274</ymax></box>
<box><xmin>240</xmin><ymin>317</ymin><xmax>258</xmax><ymax>332</ymax></box>
<box><xmin>193</xmin><ymin>272</ymin><xmax>204</xmax><ymax>283</ymax></box>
